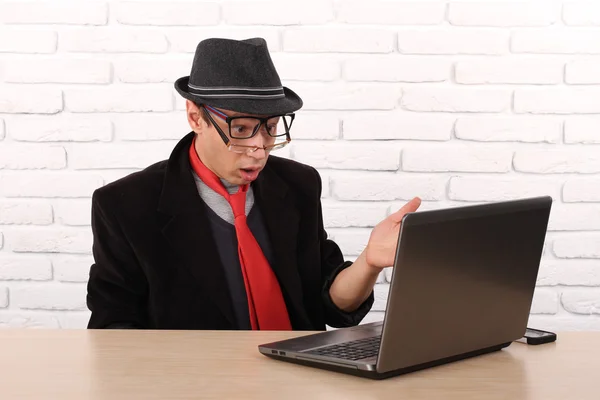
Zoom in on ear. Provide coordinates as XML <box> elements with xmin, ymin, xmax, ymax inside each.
<box><xmin>186</xmin><ymin>100</ymin><xmax>207</xmax><ymax>133</ymax></box>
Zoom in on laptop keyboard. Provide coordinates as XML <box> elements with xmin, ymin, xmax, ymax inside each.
<box><xmin>305</xmin><ymin>336</ymin><xmax>381</xmax><ymax>361</ymax></box>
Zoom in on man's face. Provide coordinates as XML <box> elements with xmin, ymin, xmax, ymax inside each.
<box><xmin>186</xmin><ymin>101</ymin><xmax>276</xmax><ymax>186</ymax></box>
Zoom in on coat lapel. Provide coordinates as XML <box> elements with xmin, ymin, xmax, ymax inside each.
<box><xmin>157</xmin><ymin>133</ymin><xmax>235</xmax><ymax>327</ymax></box>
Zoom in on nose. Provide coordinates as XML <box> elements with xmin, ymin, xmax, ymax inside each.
<box><xmin>246</xmin><ymin>132</ymin><xmax>268</xmax><ymax>160</ymax></box>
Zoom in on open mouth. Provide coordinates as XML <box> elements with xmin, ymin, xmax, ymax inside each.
<box><xmin>240</xmin><ymin>167</ymin><xmax>260</xmax><ymax>181</ymax></box>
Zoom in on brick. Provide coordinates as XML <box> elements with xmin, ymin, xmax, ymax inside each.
<box><xmin>563</xmin><ymin>2</ymin><xmax>600</xmax><ymax>26</ymax></box>
<box><xmin>384</xmin><ymin>268</ymin><xmax>393</xmax><ymax>284</ymax></box>
<box><xmin>322</xmin><ymin>200</ymin><xmax>388</xmax><ymax>228</ymax></box>
<box><xmin>0</xmin><ymin>286</ymin><xmax>8</xmax><ymax>308</ymax></box>
<box><xmin>53</xmin><ymin>199</ymin><xmax>92</xmax><ymax>226</ymax></box>
<box><xmin>372</xmin><ymin>283</ymin><xmax>390</xmax><ymax>311</ymax></box>
<box><xmin>53</xmin><ymin>256</ymin><xmax>93</xmax><ymax>283</ymax></box>
<box><xmin>284</xmin><ymin>28</ymin><xmax>394</xmax><ymax>53</ymax></box>
<box><xmin>455</xmin><ymin>116</ymin><xmax>561</xmax><ymax>143</ymax></box>
<box><xmin>57</xmin><ymin>311</ymin><xmax>92</xmax><ymax>329</ymax></box>
<box><xmin>361</xmin><ymin>311</ymin><xmax>385</xmax><ymax>324</ymax></box>
<box><xmin>64</xmin><ymin>85</ymin><xmax>173</xmax><ymax>113</ymax></box>
<box><xmin>0</xmin><ymin>86</ymin><xmax>62</xmax><ymax>114</ymax></box>
<box><xmin>270</xmin><ymin>54</ymin><xmax>340</xmax><ymax>81</ymax></box>
<box><xmin>514</xmin><ymin>149</ymin><xmax>600</xmax><ymax>173</ymax></box>
<box><xmin>566</xmin><ymin>59</ymin><xmax>600</xmax><ymax>84</ymax></box>
<box><xmin>292</xmin><ymin>141</ymin><xmax>399</xmax><ymax>171</ymax></box>
<box><xmin>344</xmin><ymin>56</ymin><xmax>450</xmax><ymax>82</ymax></box>
<box><xmin>402</xmin><ymin>87</ymin><xmax>511</xmax><ymax>113</ymax></box>
<box><xmin>512</xmin><ymin>29</ymin><xmax>600</xmax><ymax>54</ymax></box>
<box><xmin>0</xmin><ymin>172</ymin><xmax>103</xmax><ymax>198</ymax></box>
<box><xmin>9</xmin><ymin>228</ymin><xmax>92</xmax><ymax>254</ymax></box>
<box><xmin>397</xmin><ymin>28</ymin><xmax>508</xmax><ymax>55</ymax></box>
<box><xmin>548</xmin><ymin>204</ymin><xmax>600</xmax><ymax>231</ymax></box>
<box><xmin>455</xmin><ymin>58</ymin><xmax>563</xmax><ymax>84</ymax></box>
<box><xmin>12</xmin><ymin>284</ymin><xmax>87</xmax><ymax>311</ymax></box>
<box><xmin>0</xmin><ymin>28</ymin><xmax>56</xmax><ymax>53</ymax></box>
<box><xmin>0</xmin><ymin>311</ymin><xmax>61</xmax><ymax>328</ymax></box>
<box><xmin>328</xmin><ymin>228</ymin><xmax>370</xmax><ymax>256</ymax></box>
<box><xmin>515</xmin><ymin>88</ymin><xmax>600</xmax><ymax>114</ymax></box>
<box><xmin>167</xmin><ymin>27</ymin><xmax>281</xmax><ymax>53</ymax></box>
<box><xmin>565</xmin><ymin>117</ymin><xmax>600</xmax><ymax>144</ymax></box>
<box><xmin>403</xmin><ymin>145</ymin><xmax>512</xmax><ymax>173</ymax></box>
<box><xmin>223</xmin><ymin>0</ymin><xmax>333</xmax><ymax>25</ymax></box>
<box><xmin>0</xmin><ymin>1</ymin><xmax>107</xmax><ymax>25</ymax></box>
<box><xmin>175</xmin><ymin>94</ymin><xmax>186</xmax><ymax>111</ymax></box>
<box><xmin>538</xmin><ymin>260</ymin><xmax>600</xmax><ymax>286</ymax></box>
<box><xmin>5</xmin><ymin>58</ymin><xmax>111</xmax><ymax>84</ymax></box>
<box><xmin>527</xmin><ymin>314</ymin><xmax>600</xmax><ymax>331</ymax></box>
<box><xmin>530</xmin><ymin>288</ymin><xmax>559</xmax><ymax>314</ymax></box>
<box><xmin>60</xmin><ymin>28</ymin><xmax>168</xmax><ymax>53</ymax></box>
<box><xmin>0</xmin><ymin>202</ymin><xmax>53</xmax><ymax>225</ymax></box>
<box><xmin>331</xmin><ymin>172</ymin><xmax>446</xmax><ymax>201</ymax></box>
<box><xmin>114</xmin><ymin>55</ymin><xmax>192</xmax><ymax>83</ymax></box>
<box><xmin>376</xmin><ymin>271</ymin><xmax>386</xmax><ymax>285</ymax></box>
<box><xmin>449</xmin><ymin>177</ymin><xmax>560</xmax><ymax>202</ymax></box>
<box><xmin>449</xmin><ymin>2</ymin><xmax>557</xmax><ymax>27</ymax></box>
<box><xmin>343</xmin><ymin>112</ymin><xmax>453</xmax><ymax>141</ymax></box>
<box><xmin>9</xmin><ymin>115</ymin><xmax>112</xmax><ymax>142</ymax></box>
<box><xmin>113</xmin><ymin>113</ymin><xmax>190</xmax><ymax>141</ymax></box>
<box><xmin>0</xmin><ymin>145</ymin><xmax>65</xmax><ymax>170</ymax></box>
<box><xmin>564</xmin><ymin>178</ymin><xmax>600</xmax><ymax>202</ymax></box>
<box><xmin>561</xmin><ymin>290</ymin><xmax>600</xmax><ymax>315</ymax></box>
<box><xmin>0</xmin><ymin>257</ymin><xmax>52</xmax><ymax>280</ymax></box>
<box><xmin>115</xmin><ymin>1</ymin><xmax>219</xmax><ymax>26</ymax></box>
<box><xmin>292</xmin><ymin>83</ymin><xmax>400</xmax><ymax>110</ymax></box>
<box><xmin>553</xmin><ymin>235</ymin><xmax>600</xmax><ymax>259</ymax></box>
<box><xmin>288</xmin><ymin>113</ymin><xmax>339</xmax><ymax>140</ymax></box>
<box><xmin>69</xmin><ymin>142</ymin><xmax>178</xmax><ymax>170</ymax></box>
<box><xmin>387</xmin><ymin>201</ymin><xmax>461</xmax><ymax>216</ymax></box>
<box><xmin>338</xmin><ymin>1</ymin><xmax>445</xmax><ymax>25</ymax></box>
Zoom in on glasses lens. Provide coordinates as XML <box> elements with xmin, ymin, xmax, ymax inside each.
<box><xmin>229</xmin><ymin>118</ymin><xmax>259</xmax><ymax>139</ymax></box>
<box><xmin>229</xmin><ymin>115</ymin><xmax>292</xmax><ymax>138</ymax></box>
<box><xmin>228</xmin><ymin>140</ymin><xmax>289</xmax><ymax>154</ymax></box>
<box><xmin>268</xmin><ymin>141</ymin><xmax>289</xmax><ymax>151</ymax></box>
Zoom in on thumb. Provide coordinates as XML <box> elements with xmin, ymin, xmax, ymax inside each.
<box><xmin>389</xmin><ymin>197</ymin><xmax>421</xmax><ymax>223</ymax></box>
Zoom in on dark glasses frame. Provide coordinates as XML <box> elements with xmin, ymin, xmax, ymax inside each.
<box><xmin>200</xmin><ymin>105</ymin><xmax>294</xmax><ymax>154</ymax></box>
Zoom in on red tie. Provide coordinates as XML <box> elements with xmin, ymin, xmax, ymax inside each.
<box><xmin>189</xmin><ymin>140</ymin><xmax>292</xmax><ymax>331</ymax></box>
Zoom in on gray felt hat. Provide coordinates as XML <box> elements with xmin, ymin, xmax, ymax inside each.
<box><xmin>174</xmin><ymin>37</ymin><xmax>303</xmax><ymax>115</ymax></box>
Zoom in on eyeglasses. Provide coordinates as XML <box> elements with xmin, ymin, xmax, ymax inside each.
<box><xmin>201</xmin><ymin>105</ymin><xmax>294</xmax><ymax>154</ymax></box>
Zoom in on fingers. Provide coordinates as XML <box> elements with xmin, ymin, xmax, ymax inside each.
<box><xmin>389</xmin><ymin>197</ymin><xmax>421</xmax><ymax>223</ymax></box>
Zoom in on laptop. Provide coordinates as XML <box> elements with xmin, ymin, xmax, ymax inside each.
<box><xmin>258</xmin><ymin>196</ymin><xmax>552</xmax><ymax>379</ymax></box>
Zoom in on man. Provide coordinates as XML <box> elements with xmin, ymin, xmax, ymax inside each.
<box><xmin>86</xmin><ymin>37</ymin><xmax>421</xmax><ymax>330</ymax></box>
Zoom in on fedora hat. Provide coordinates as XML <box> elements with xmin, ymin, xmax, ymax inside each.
<box><xmin>174</xmin><ymin>37</ymin><xmax>303</xmax><ymax>115</ymax></box>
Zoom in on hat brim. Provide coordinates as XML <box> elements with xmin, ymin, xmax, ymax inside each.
<box><xmin>174</xmin><ymin>76</ymin><xmax>303</xmax><ymax>115</ymax></box>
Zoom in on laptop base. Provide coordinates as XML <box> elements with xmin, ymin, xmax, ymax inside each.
<box><xmin>263</xmin><ymin>342</ymin><xmax>512</xmax><ymax>380</ymax></box>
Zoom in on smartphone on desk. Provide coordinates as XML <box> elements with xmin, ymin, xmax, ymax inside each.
<box><xmin>516</xmin><ymin>327</ymin><xmax>557</xmax><ymax>345</ymax></box>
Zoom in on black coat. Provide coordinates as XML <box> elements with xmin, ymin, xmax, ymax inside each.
<box><xmin>86</xmin><ymin>132</ymin><xmax>374</xmax><ymax>330</ymax></box>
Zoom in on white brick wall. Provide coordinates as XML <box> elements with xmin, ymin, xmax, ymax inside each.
<box><xmin>0</xmin><ymin>0</ymin><xmax>599</xmax><ymax>331</ymax></box>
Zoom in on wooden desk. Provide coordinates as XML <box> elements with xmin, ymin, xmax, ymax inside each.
<box><xmin>0</xmin><ymin>330</ymin><xmax>597</xmax><ymax>400</ymax></box>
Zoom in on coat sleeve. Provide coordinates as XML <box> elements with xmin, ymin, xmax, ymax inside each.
<box><xmin>86</xmin><ymin>189</ymin><xmax>149</xmax><ymax>329</ymax></box>
<box><xmin>312</xmin><ymin>169</ymin><xmax>375</xmax><ymax>328</ymax></box>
